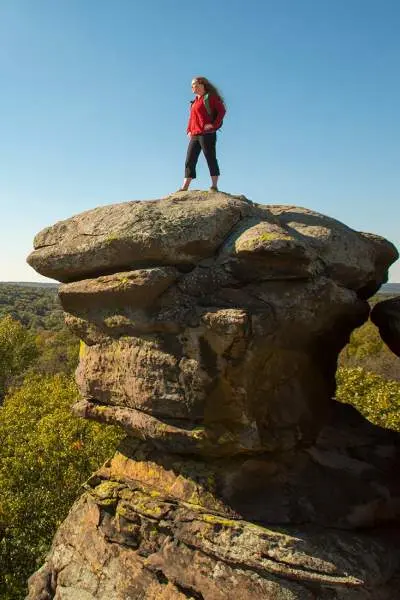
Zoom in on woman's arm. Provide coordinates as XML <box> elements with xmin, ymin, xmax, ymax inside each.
<box><xmin>210</xmin><ymin>95</ymin><xmax>226</xmax><ymax>130</ymax></box>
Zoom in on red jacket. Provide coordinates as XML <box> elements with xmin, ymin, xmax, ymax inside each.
<box><xmin>187</xmin><ymin>94</ymin><xmax>226</xmax><ymax>135</ymax></box>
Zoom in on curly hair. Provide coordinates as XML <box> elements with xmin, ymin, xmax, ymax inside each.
<box><xmin>193</xmin><ymin>76</ymin><xmax>225</xmax><ymax>105</ymax></box>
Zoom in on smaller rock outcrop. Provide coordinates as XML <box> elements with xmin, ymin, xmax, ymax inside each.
<box><xmin>371</xmin><ymin>296</ymin><xmax>400</xmax><ymax>357</ymax></box>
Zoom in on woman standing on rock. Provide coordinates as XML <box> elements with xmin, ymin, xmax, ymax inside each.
<box><xmin>178</xmin><ymin>76</ymin><xmax>226</xmax><ymax>192</ymax></box>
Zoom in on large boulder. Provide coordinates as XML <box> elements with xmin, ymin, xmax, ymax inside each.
<box><xmin>27</xmin><ymin>194</ymin><xmax>253</xmax><ymax>282</ymax></box>
<box><xmin>26</xmin><ymin>192</ymin><xmax>400</xmax><ymax>599</ymax></box>
<box><xmin>27</xmin><ymin>193</ymin><xmax>398</xmax><ymax>456</ymax></box>
<box><xmin>28</xmin><ymin>194</ymin><xmax>396</xmax><ymax>294</ymax></box>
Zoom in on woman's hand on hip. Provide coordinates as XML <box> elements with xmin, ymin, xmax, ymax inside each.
<box><xmin>204</xmin><ymin>124</ymin><xmax>214</xmax><ymax>131</ymax></box>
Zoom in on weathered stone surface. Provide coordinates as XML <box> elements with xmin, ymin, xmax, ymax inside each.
<box><xmin>371</xmin><ymin>296</ymin><xmax>400</xmax><ymax>357</ymax></box>
<box><xmin>27</xmin><ymin>437</ymin><xmax>400</xmax><ymax>599</ymax></box>
<box><xmin>90</xmin><ymin>402</ymin><xmax>400</xmax><ymax>530</ymax></box>
<box><xmin>265</xmin><ymin>206</ymin><xmax>397</xmax><ymax>294</ymax></box>
<box><xmin>27</xmin><ymin>195</ymin><xmax>397</xmax><ymax>290</ymax></box>
<box><xmin>71</xmin><ymin>275</ymin><xmax>369</xmax><ymax>455</ymax></box>
<box><xmin>26</xmin><ymin>192</ymin><xmax>400</xmax><ymax>598</ymax></box>
<box><xmin>27</xmin><ymin>194</ymin><xmax>254</xmax><ymax>282</ymax></box>
<box><xmin>59</xmin><ymin>267</ymin><xmax>178</xmax><ymax>311</ymax></box>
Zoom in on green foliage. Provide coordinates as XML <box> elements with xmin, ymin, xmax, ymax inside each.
<box><xmin>336</xmin><ymin>366</ymin><xmax>400</xmax><ymax>431</ymax></box>
<box><xmin>0</xmin><ymin>316</ymin><xmax>38</xmax><ymax>399</ymax></box>
<box><xmin>0</xmin><ymin>284</ymin><xmax>63</xmax><ymax>330</ymax></box>
<box><xmin>343</xmin><ymin>320</ymin><xmax>383</xmax><ymax>360</ymax></box>
<box><xmin>0</xmin><ymin>373</ymin><xmax>124</xmax><ymax>599</ymax></box>
<box><xmin>32</xmin><ymin>328</ymin><xmax>79</xmax><ymax>376</ymax></box>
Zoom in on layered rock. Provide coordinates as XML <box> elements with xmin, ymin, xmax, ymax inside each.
<box><xmin>26</xmin><ymin>192</ymin><xmax>400</xmax><ymax>599</ymax></box>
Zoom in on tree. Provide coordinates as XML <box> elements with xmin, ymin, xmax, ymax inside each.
<box><xmin>336</xmin><ymin>366</ymin><xmax>400</xmax><ymax>431</ymax></box>
<box><xmin>32</xmin><ymin>327</ymin><xmax>79</xmax><ymax>376</ymax></box>
<box><xmin>0</xmin><ymin>284</ymin><xmax>63</xmax><ymax>330</ymax></box>
<box><xmin>0</xmin><ymin>316</ymin><xmax>38</xmax><ymax>400</ymax></box>
<box><xmin>0</xmin><ymin>373</ymin><xmax>123</xmax><ymax>599</ymax></box>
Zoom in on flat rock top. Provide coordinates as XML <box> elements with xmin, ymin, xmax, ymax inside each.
<box><xmin>27</xmin><ymin>193</ymin><xmax>252</xmax><ymax>282</ymax></box>
<box><xmin>27</xmin><ymin>192</ymin><xmax>398</xmax><ymax>288</ymax></box>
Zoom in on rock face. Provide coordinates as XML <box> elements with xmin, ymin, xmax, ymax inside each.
<box><xmin>27</xmin><ymin>192</ymin><xmax>400</xmax><ymax>599</ymax></box>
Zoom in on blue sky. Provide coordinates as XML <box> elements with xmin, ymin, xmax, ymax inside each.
<box><xmin>1</xmin><ymin>0</ymin><xmax>399</xmax><ymax>281</ymax></box>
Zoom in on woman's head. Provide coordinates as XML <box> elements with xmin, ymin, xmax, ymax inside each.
<box><xmin>191</xmin><ymin>76</ymin><xmax>224</xmax><ymax>103</ymax></box>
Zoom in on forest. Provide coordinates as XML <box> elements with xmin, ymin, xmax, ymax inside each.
<box><xmin>0</xmin><ymin>283</ymin><xmax>399</xmax><ymax>599</ymax></box>
<box><xmin>0</xmin><ymin>283</ymin><xmax>63</xmax><ymax>330</ymax></box>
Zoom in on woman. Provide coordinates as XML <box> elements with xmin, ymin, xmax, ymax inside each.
<box><xmin>178</xmin><ymin>76</ymin><xmax>226</xmax><ymax>192</ymax></box>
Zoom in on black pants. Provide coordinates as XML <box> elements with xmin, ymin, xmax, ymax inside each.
<box><xmin>185</xmin><ymin>132</ymin><xmax>220</xmax><ymax>179</ymax></box>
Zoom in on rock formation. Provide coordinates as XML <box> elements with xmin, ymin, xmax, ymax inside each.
<box><xmin>371</xmin><ymin>296</ymin><xmax>400</xmax><ymax>357</ymax></box>
<box><xmin>27</xmin><ymin>192</ymin><xmax>400</xmax><ymax>599</ymax></box>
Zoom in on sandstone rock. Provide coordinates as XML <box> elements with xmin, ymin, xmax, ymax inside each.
<box><xmin>87</xmin><ymin>402</ymin><xmax>400</xmax><ymax>530</ymax></box>
<box><xmin>27</xmin><ymin>194</ymin><xmax>254</xmax><ymax>282</ymax></box>
<box><xmin>70</xmin><ymin>274</ymin><xmax>369</xmax><ymax>455</ymax></box>
<box><xmin>26</xmin><ymin>192</ymin><xmax>400</xmax><ymax>599</ymax></box>
<box><xmin>27</xmin><ymin>416</ymin><xmax>400</xmax><ymax>599</ymax></box>
<box><xmin>371</xmin><ymin>296</ymin><xmax>400</xmax><ymax>356</ymax></box>
<box><xmin>59</xmin><ymin>267</ymin><xmax>178</xmax><ymax>311</ymax></box>
<box><xmin>265</xmin><ymin>205</ymin><xmax>398</xmax><ymax>295</ymax></box>
<box><xmin>27</xmin><ymin>195</ymin><xmax>397</xmax><ymax>290</ymax></box>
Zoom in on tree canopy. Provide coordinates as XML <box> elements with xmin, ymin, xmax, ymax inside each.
<box><xmin>0</xmin><ymin>373</ymin><xmax>123</xmax><ymax>599</ymax></box>
<box><xmin>0</xmin><ymin>284</ymin><xmax>62</xmax><ymax>330</ymax></box>
<box><xmin>0</xmin><ymin>315</ymin><xmax>38</xmax><ymax>400</ymax></box>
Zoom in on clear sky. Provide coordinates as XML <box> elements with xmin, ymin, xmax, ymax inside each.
<box><xmin>1</xmin><ymin>0</ymin><xmax>399</xmax><ymax>282</ymax></box>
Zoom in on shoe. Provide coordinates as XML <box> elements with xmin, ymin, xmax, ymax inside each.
<box><xmin>176</xmin><ymin>188</ymin><xmax>189</xmax><ymax>192</ymax></box>
<box><xmin>209</xmin><ymin>186</ymin><xmax>219</xmax><ymax>192</ymax></box>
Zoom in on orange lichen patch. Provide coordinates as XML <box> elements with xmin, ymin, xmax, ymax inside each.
<box><xmin>107</xmin><ymin>452</ymin><xmax>227</xmax><ymax>513</ymax></box>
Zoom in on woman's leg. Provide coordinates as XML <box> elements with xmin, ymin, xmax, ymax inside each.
<box><xmin>200</xmin><ymin>133</ymin><xmax>220</xmax><ymax>189</ymax></box>
<box><xmin>181</xmin><ymin>136</ymin><xmax>201</xmax><ymax>190</ymax></box>
<box><xmin>211</xmin><ymin>175</ymin><xmax>219</xmax><ymax>189</ymax></box>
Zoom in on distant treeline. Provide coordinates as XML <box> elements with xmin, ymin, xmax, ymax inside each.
<box><xmin>380</xmin><ymin>283</ymin><xmax>400</xmax><ymax>295</ymax></box>
<box><xmin>0</xmin><ymin>283</ymin><xmax>62</xmax><ymax>330</ymax></box>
